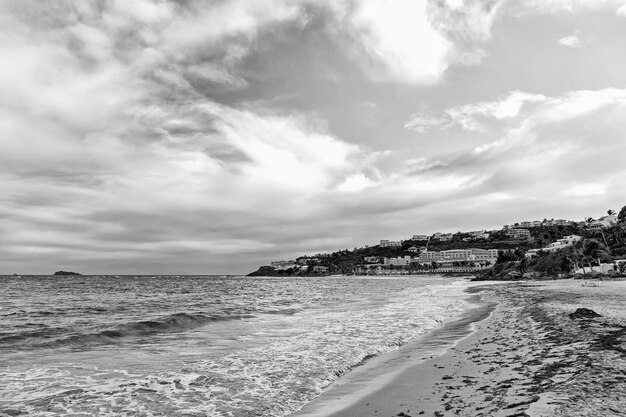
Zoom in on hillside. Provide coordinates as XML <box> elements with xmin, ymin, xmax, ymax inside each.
<box><xmin>249</xmin><ymin>205</ymin><xmax>626</xmax><ymax>279</ymax></box>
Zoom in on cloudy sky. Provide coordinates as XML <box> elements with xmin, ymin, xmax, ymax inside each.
<box><xmin>2</xmin><ymin>0</ymin><xmax>626</xmax><ymax>274</ymax></box>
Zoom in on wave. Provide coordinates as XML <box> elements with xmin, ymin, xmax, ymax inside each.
<box><xmin>1</xmin><ymin>312</ymin><xmax>256</xmax><ymax>349</ymax></box>
<box><xmin>60</xmin><ymin>312</ymin><xmax>258</xmax><ymax>346</ymax></box>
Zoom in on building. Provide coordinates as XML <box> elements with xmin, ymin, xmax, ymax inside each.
<box><xmin>417</xmin><ymin>251</ymin><xmax>443</xmax><ymax>262</ymax></box>
<box><xmin>554</xmin><ymin>219</ymin><xmax>570</xmax><ymax>226</ymax></box>
<box><xmin>587</xmin><ymin>214</ymin><xmax>617</xmax><ymax>230</ymax></box>
<box><xmin>507</xmin><ymin>228</ymin><xmax>531</xmax><ymax>240</ymax></box>
<box><xmin>271</xmin><ymin>260</ymin><xmax>297</xmax><ymax>270</ymax></box>
<box><xmin>364</xmin><ymin>256</ymin><xmax>380</xmax><ymax>263</ymax></box>
<box><xmin>412</xmin><ymin>234</ymin><xmax>429</xmax><ymax>241</ymax></box>
<box><xmin>407</xmin><ymin>246</ymin><xmax>420</xmax><ymax>253</ymax></box>
<box><xmin>525</xmin><ymin>235</ymin><xmax>581</xmax><ymax>258</ymax></box>
<box><xmin>312</xmin><ymin>266</ymin><xmax>329</xmax><ymax>273</ymax></box>
<box><xmin>465</xmin><ymin>230</ymin><xmax>490</xmax><ymax>240</ymax></box>
<box><xmin>417</xmin><ymin>248</ymin><xmax>497</xmax><ymax>269</ymax></box>
<box><xmin>574</xmin><ymin>263</ymin><xmax>617</xmax><ymax>275</ymax></box>
<box><xmin>432</xmin><ymin>232</ymin><xmax>453</xmax><ymax>242</ymax></box>
<box><xmin>518</xmin><ymin>220</ymin><xmax>542</xmax><ymax>228</ymax></box>
<box><xmin>384</xmin><ymin>256</ymin><xmax>413</xmax><ymax>266</ymax></box>
<box><xmin>380</xmin><ymin>240</ymin><xmax>402</xmax><ymax>247</ymax></box>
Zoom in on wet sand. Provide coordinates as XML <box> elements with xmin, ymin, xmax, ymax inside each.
<box><xmin>292</xmin><ymin>279</ymin><xmax>626</xmax><ymax>417</ymax></box>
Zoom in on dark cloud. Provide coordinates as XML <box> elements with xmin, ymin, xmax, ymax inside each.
<box><xmin>2</xmin><ymin>1</ymin><xmax>626</xmax><ymax>274</ymax></box>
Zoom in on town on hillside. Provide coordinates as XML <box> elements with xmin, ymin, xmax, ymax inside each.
<box><xmin>249</xmin><ymin>207</ymin><xmax>626</xmax><ymax>279</ymax></box>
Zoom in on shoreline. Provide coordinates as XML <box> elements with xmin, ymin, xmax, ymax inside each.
<box><xmin>291</xmin><ymin>279</ymin><xmax>626</xmax><ymax>417</ymax></box>
<box><xmin>292</xmin><ymin>282</ymin><xmax>495</xmax><ymax>417</ymax></box>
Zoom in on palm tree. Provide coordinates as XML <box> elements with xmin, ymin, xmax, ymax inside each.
<box><xmin>618</xmin><ymin>205</ymin><xmax>626</xmax><ymax>223</ymax></box>
<box><xmin>572</xmin><ymin>245</ymin><xmax>587</xmax><ymax>274</ymax></box>
<box><xmin>517</xmin><ymin>256</ymin><xmax>528</xmax><ymax>275</ymax></box>
<box><xmin>581</xmin><ymin>239</ymin><xmax>611</xmax><ymax>272</ymax></box>
<box><xmin>586</xmin><ymin>216</ymin><xmax>610</xmax><ymax>248</ymax></box>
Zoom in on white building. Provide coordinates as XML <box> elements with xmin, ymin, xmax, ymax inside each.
<box><xmin>384</xmin><ymin>256</ymin><xmax>413</xmax><ymax>266</ymax></box>
<box><xmin>380</xmin><ymin>240</ymin><xmax>402</xmax><ymax>247</ymax></box>
<box><xmin>417</xmin><ymin>249</ymin><xmax>497</xmax><ymax>266</ymax></box>
<box><xmin>271</xmin><ymin>260</ymin><xmax>297</xmax><ymax>270</ymax></box>
<box><xmin>432</xmin><ymin>233</ymin><xmax>453</xmax><ymax>241</ymax></box>
<box><xmin>587</xmin><ymin>214</ymin><xmax>617</xmax><ymax>230</ymax></box>
<box><xmin>525</xmin><ymin>235</ymin><xmax>581</xmax><ymax>258</ymax></box>
<box><xmin>466</xmin><ymin>230</ymin><xmax>490</xmax><ymax>240</ymax></box>
<box><xmin>412</xmin><ymin>234</ymin><xmax>429</xmax><ymax>241</ymax></box>
<box><xmin>507</xmin><ymin>228</ymin><xmax>531</xmax><ymax>240</ymax></box>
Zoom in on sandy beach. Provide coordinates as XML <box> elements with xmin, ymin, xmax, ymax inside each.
<box><xmin>293</xmin><ymin>279</ymin><xmax>626</xmax><ymax>417</ymax></box>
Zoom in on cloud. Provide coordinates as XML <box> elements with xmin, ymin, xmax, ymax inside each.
<box><xmin>508</xmin><ymin>0</ymin><xmax>626</xmax><ymax>15</ymax></box>
<box><xmin>348</xmin><ymin>0</ymin><xmax>451</xmax><ymax>84</ymax></box>
<box><xmin>406</xmin><ymin>91</ymin><xmax>546</xmax><ymax>133</ymax></box>
<box><xmin>0</xmin><ymin>0</ymin><xmax>392</xmax><ymax>273</ymax></box>
<box><xmin>557</xmin><ymin>31</ymin><xmax>581</xmax><ymax>47</ymax></box>
<box><xmin>565</xmin><ymin>184</ymin><xmax>607</xmax><ymax>197</ymax></box>
<box><xmin>406</xmin><ymin>88</ymin><xmax>626</xmax><ymax>209</ymax></box>
<box><xmin>2</xmin><ymin>1</ymin><xmax>626</xmax><ymax>274</ymax></box>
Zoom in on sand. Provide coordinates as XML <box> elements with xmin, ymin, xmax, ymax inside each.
<box><xmin>292</xmin><ymin>279</ymin><xmax>626</xmax><ymax>417</ymax></box>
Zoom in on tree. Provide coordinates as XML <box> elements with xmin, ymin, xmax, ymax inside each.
<box><xmin>581</xmin><ymin>239</ymin><xmax>611</xmax><ymax>272</ymax></box>
<box><xmin>517</xmin><ymin>256</ymin><xmax>528</xmax><ymax>275</ymax></box>
<box><xmin>431</xmin><ymin>261</ymin><xmax>439</xmax><ymax>271</ymax></box>
<box><xmin>618</xmin><ymin>205</ymin><xmax>626</xmax><ymax>223</ymax></box>
<box><xmin>586</xmin><ymin>216</ymin><xmax>610</xmax><ymax>247</ymax></box>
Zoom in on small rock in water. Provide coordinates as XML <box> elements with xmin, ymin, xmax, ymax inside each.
<box><xmin>568</xmin><ymin>308</ymin><xmax>602</xmax><ymax>319</ymax></box>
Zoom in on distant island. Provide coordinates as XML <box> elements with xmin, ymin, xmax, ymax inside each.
<box><xmin>249</xmin><ymin>205</ymin><xmax>626</xmax><ymax>280</ymax></box>
<box><xmin>53</xmin><ymin>271</ymin><xmax>82</xmax><ymax>276</ymax></box>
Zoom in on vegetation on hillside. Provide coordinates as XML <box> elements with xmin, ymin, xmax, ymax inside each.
<box><xmin>249</xmin><ymin>205</ymin><xmax>626</xmax><ymax>279</ymax></box>
<box><xmin>479</xmin><ymin>207</ymin><xmax>626</xmax><ymax>280</ymax></box>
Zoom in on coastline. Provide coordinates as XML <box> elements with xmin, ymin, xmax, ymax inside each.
<box><xmin>292</xmin><ymin>281</ymin><xmax>495</xmax><ymax>417</ymax></box>
<box><xmin>291</xmin><ymin>279</ymin><xmax>626</xmax><ymax>417</ymax></box>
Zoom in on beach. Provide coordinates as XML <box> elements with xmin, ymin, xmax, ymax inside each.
<box><xmin>293</xmin><ymin>279</ymin><xmax>626</xmax><ymax>417</ymax></box>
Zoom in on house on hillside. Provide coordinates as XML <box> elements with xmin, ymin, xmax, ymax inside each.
<box><xmin>465</xmin><ymin>230</ymin><xmax>490</xmax><ymax>240</ymax></box>
<box><xmin>587</xmin><ymin>214</ymin><xmax>617</xmax><ymax>231</ymax></box>
<box><xmin>271</xmin><ymin>260</ymin><xmax>297</xmax><ymax>270</ymax></box>
<box><xmin>525</xmin><ymin>235</ymin><xmax>581</xmax><ymax>258</ymax></box>
<box><xmin>432</xmin><ymin>232</ymin><xmax>453</xmax><ymax>242</ymax></box>
<box><xmin>380</xmin><ymin>240</ymin><xmax>402</xmax><ymax>247</ymax></box>
<box><xmin>506</xmin><ymin>228</ymin><xmax>531</xmax><ymax>240</ymax></box>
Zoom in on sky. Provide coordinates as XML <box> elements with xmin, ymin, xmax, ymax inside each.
<box><xmin>2</xmin><ymin>0</ymin><xmax>626</xmax><ymax>275</ymax></box>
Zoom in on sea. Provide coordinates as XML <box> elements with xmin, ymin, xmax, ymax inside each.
<box><xmin>0</xmin><ymin>275</ymin><xmax>474</xmax><ymax>417</ymax></box>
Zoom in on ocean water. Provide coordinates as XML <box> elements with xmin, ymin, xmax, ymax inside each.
<box><xmin>0</xmin><ymin>275</ymin><xmax>472</xmax><ymax>416</ymax></box>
